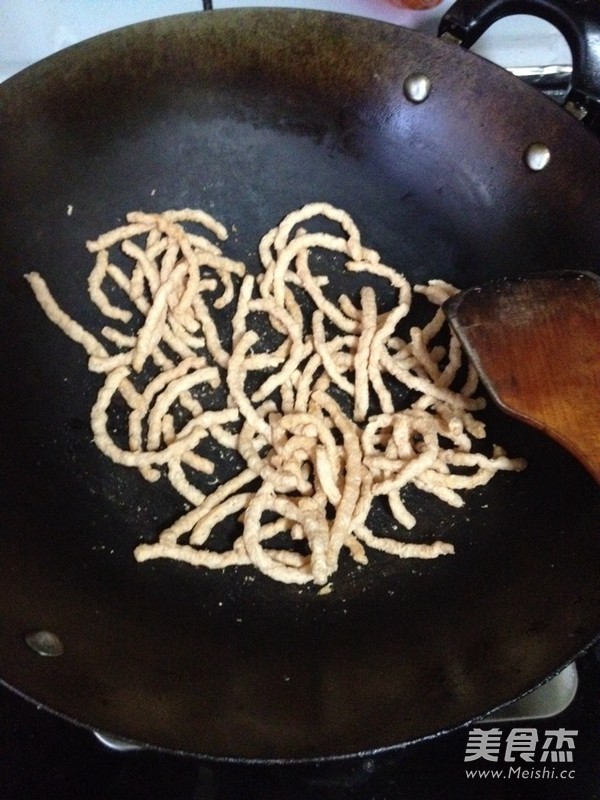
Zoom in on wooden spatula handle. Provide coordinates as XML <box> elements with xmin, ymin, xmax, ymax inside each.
<box><xmin>444</xmin><ymin>271</ymin><xmax>600</xmax><ymax>483</ymax></box>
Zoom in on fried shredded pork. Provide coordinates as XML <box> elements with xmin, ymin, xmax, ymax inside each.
<box><xmin>25</xmin><ymin>203</ymin><xmax>526</xmax><ymax>585</ymax></box>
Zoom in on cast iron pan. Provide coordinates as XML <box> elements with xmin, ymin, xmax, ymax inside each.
<box><xmin>1</xmin><ymin>3</ymin><xmax>600</xmax><ymax>761</ymax></box>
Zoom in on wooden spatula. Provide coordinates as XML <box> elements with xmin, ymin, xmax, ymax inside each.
<box><xmin>443</xmin><ymin>270</ymin><xmax>600</xmax><ymax>483</ymax></box>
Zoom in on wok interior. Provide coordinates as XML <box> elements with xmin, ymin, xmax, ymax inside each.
<box><xmin>1</xmin><ymin>9</ymin><xmax>600</xmax><ymax>759</ymax></box>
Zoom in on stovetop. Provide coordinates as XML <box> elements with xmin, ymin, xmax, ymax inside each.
<box><xmin>0</xmin><ymin>3</ymin><xmax>595</xmax><ymax>798</ymax></box>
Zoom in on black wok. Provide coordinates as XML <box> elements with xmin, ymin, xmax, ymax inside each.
<box><xmin>1</xmin><ymin>2</ymin><xmax>600</xmax><ymax>762</ymax></box>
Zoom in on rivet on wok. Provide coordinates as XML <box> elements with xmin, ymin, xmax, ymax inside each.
<box><xmin>25</xmin><ymin>630</ymin><xmax>64</xmax><ymax>657</ymax></box>
<box><xmin>403</xmin><ymin>73</ymin><xmax>432</xmax><ymax>104</ymax></box>
<box><xmin>439</xmin><ymin>31</ymin><xmax>463</xmax><ymax>46</ymax></box>
<box><xmin>564</xmin><ymin>99</ymin><xmax>588</xmax><ymax>122</ymax></box>
<box><xmin>524</xmin><ymin>142</ymin><xmax>551</xmax><ymax>172</ymax></box>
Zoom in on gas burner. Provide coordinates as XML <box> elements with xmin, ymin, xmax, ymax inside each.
<box><xmin>486</xmin><ymin>663</ymin><xmax>578</xmax><ymax>722</ymax></box>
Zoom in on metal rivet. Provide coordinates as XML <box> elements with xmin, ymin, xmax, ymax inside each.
<box><xmin>25</xmin><ymin>630</ymin><xmax>64</xmax><ymax>657</ymax></box>
<box><xmin>564</xmin><ymin>99</ymin><xmax>588</xmax><ymax>122</ymax></box>
<box><xmin>440</xmin><ymin>31</ymin><xmax>463</xmax><ymax>46</ymax></box>
<box><xmin>524</xmin><ymin>142</ymin><xmax>551</xmax><ymax>172</ymax></box>
<box><xmin>403</xmin><ymin>73</ymin><xmax>432</xmax><ymax>104</ymax></box>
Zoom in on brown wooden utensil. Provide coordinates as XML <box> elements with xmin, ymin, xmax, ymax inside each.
<box><xmin>444</xmin><ymin>270</ymin><xmax>600</xmax><ymax>483</ymax></box>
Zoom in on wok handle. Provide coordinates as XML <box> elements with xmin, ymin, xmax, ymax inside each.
<box><xmin>438</xmin><ymin>0</ymin><xmax>600</xmax><ymax>133</ymax></box>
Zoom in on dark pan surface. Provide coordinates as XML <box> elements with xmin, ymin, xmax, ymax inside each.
<box><xmin>1</xmin><ymin>9</ymin><xmax>600</xmax><ymax>760</ymax></box>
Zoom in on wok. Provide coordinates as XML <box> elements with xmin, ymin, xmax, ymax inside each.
<box><xmin>1</xmin><ymin>1</ymin><xmax>600</xmax><ymax>762</ymax></box>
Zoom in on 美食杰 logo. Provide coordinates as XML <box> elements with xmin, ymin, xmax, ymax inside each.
<box><xmin>464</xmin><ymin>727</ymin><xmax>577</xmax><ymax>780</ymax></box>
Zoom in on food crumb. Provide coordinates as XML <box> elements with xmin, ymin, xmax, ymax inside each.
<box><xmin>67</xmin><ymin>204</ymin><xmax>73</xmax><ymax>216</ymax></box>
<box><xmin>318</xmin><ymin>583</ymin><xmax>333</xmax><ymax>596</ymax></box>
<box><xmin>150</xmin><ymin>189</ymin><xmax>156</xmax><ymax>196</ymax></box>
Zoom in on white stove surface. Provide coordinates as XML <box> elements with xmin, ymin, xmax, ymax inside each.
<box><xmin>0</xmin><ymin>0</ymin><xmax>571</xmax><ymax>84</ymax></box>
